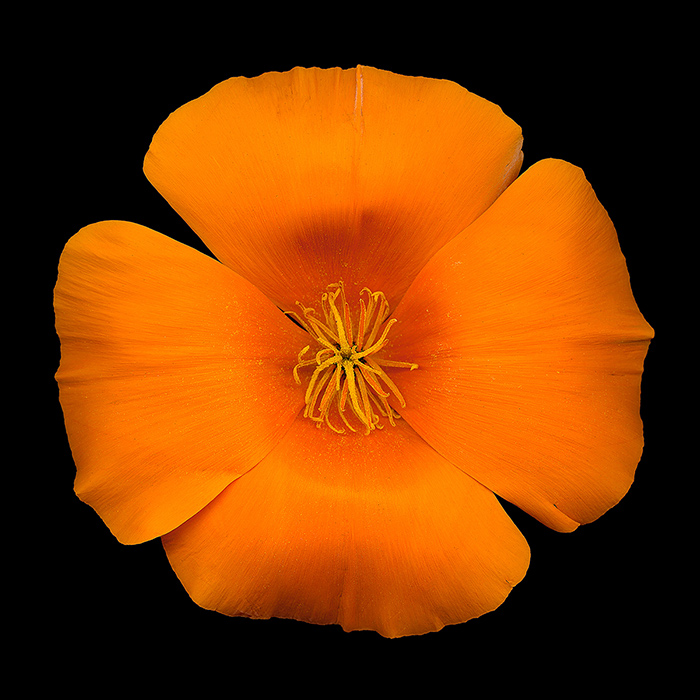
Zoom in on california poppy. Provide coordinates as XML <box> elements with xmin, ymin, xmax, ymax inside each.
<box><xmin>54</xmin><ymin>65</ymin><xmax>653</xmax><ymax>638</ymax></box>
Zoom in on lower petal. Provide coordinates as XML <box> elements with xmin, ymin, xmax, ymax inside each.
<box><xmin>162</xmin><ymin>415</ymin><xmax>530</xmax><ymax>638</ymax></box>
<box><xmin>55</xmin><ymin>221</ymin><xmax>306</xmax><ymax>544</ymax></box>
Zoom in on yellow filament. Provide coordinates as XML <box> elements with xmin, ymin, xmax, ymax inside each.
<box><xmin>292</xmin><ymin>281</ymin><xmax>418</xmax><ymax>435</ymax></box>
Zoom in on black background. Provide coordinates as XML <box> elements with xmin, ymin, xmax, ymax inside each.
<box><xmin>30</xmin><ymin>11</ymin><xmax>681</xmax><ymax>689</ymax></box>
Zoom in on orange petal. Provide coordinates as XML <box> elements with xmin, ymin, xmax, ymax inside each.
<box><xmin>55</xmin><ymin>221</ymin><xmax>306</xmax><ymax>544</ymax></box>
<box><xmin>389</xmin><ymin>159</ymin><xmax>654</xmax><ymax>532</ymax></box>
<box><xmin>162</xmin><ymin>415</ymin><xmax>530</xmax><ymax>638</ymax></box>
<box><xmin>144</xmin><ymin>65</ymin><xmax>523</xmax><ymax>311</ymax></box>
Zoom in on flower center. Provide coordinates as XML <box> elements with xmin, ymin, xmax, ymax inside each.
<box><xmin>290</xmin><ymin>281</ymin><xmax>418</xmax><ymax>435</ymax></box>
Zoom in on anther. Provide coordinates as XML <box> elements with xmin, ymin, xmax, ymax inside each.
<box><xmin>292</xmin><ymin>281</ymin><xmax>418</xmax><ymax>434</ymax></box>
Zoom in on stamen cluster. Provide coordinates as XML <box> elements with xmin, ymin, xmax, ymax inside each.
<box><xmin>291</xmin><ymin>282</ymin><xmax>417</xmax><ymax>434</ymax></box>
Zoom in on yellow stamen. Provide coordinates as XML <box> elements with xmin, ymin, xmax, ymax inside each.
<box><xmin>292</xmin><ymin>281</ymin><xmax>418</xmax><ymax>434</ymax></box>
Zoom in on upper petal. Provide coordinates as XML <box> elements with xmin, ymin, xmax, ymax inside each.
<box><xmin>389</xmin><ymin>159</ymin><xmax>654</xmax><ymax>532</ymax></box>
<box><xmin>144</xmin><ymin>65</ymin><xmax>523</xmax><ymax>311</ymax></box>
<box><xmin>55</xmin><ymin>221</ymin><xmax>306</xmax><ymax>544</ymax></box>
<box><xmin>162</xmin><ymin>415</ymin><xmax>530</xmax><ymax>638</ymax></box>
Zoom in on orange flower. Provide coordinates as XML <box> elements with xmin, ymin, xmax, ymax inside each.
<box><xmin>54</xmin><ymin>66</ymin><xmax>653</xmax><ymax>638</ymax></box>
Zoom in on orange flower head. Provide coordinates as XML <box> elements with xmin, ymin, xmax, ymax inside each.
<box><xmin>55</xmin><ymin>66</ymin><xmax>653</xmax><ymax>638</ymax></box>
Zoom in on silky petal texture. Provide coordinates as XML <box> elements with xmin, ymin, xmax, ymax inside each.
<box><xmin>144</xmin><ymin>65</ymin><xmax>523</xmax><ymax>312</ymax></box>
<box><xmin>162</xmin><ymin>415</ymin><xmax>530</xmax><ymax>638</ymax></box>
<box><xmin>55</xmin><ymin>221</ymin><xmax>307</xmax><ymax>544</ymax></box>
<box><xmin>388</xmin><ymin>159</ymin><xmax>654</xmax><ymax>532</ymax></box>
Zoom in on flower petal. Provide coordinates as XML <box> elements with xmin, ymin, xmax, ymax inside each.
<box><xmin>162</xmin><ymin>415</ymin><xmax>530</xmax><ymax>638</ymax></box>
<box><xmin>389</xmin><ymin>159</ymin><xmax>654</xmax><ymax>532</ymax></box>
<box><xmin>144</xmin><ymin>65</ymin><xmax>523</xmax><ymax>311</ymax></box>
<box><xmin>55</xmin><ymin>221</ymin><xmax>306</xmax><ymax>544</ymax></box>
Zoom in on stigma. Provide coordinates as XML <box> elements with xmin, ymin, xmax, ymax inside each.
<box><xmin>290</xmin><ymin>281</ymin><xmax>418</xmax><ymax>435</ymax></box>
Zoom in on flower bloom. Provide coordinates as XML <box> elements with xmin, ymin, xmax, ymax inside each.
<box><xmin>55</xmin><ymin>66</ymin><xmax>653</xmax><ymax>638</ymax></box>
